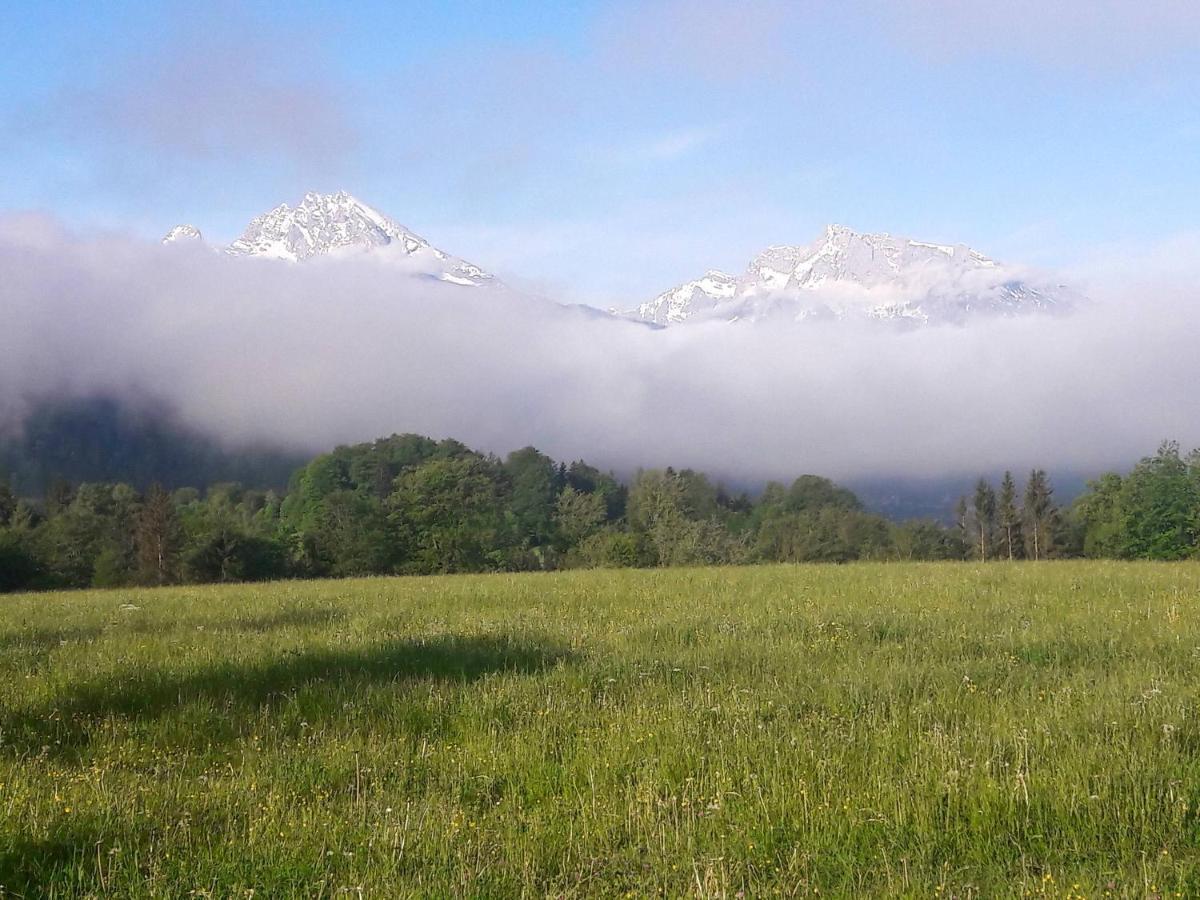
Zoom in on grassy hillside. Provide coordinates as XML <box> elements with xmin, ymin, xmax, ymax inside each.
<box><xmin>2</xmin><ymin>563</ymin><xmax>1199</xmax><ymax>897</ymax></box>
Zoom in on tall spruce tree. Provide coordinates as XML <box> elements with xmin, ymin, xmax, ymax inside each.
<box><xmin>1023</xmin><ymin>470</ymin><xmax>1057</xmax><ymax>560</ymax></box>
<box><xmin>972</xmin><ymin>478</ymin><xmax>997</xmax><ymax>561</ymax></box>
<box><xmin>954</xmin><ymin>495</ymin><xmax>969</xmax><ymax>560</ymax></box>
<box><xmin>998</xmin><ymin>471</ymin><xmax>1021</xmax><ymax>561</ymax></box>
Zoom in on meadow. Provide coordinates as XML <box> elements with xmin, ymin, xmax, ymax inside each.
<box><xmin>2</xmin><ymin>563</ymin><xmax>1200</xmax><ymax>898</ymax></box>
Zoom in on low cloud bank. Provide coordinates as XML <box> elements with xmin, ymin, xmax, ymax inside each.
<box><xmin>2</xmin><ymin>216</ymin><xmax>1197</xmax><ymax>483</ymax></box>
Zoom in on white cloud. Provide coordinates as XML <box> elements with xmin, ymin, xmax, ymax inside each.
<box><xmin>2</xmin><ymin>219</ymin><xmax>1199</xmax><ymax>484</ymax></box>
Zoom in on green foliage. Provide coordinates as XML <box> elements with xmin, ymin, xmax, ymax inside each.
<box><xmin>1072</xmin><ymin>472</ymin><xmax>1125</xmax><ymax>558</ymax></box>
<box><xmin>890</xmin><ymin>519</ymin><xmax>963</xmax><ymax>560</ymax></box>
<box><xmin>754</xmin><ymin>506</ymin><xmax>890</xmax><ymax>563</ymax></box>
<box><xmin>173</xmin><ymin>484</ymin><xmax>288</xmax><ymax>583</ymax></box>
<box><xmin>571</xmin><ymin>528</ymin><xmax>652</xmax><ymax>568</ymax></box>
<box><xmin>504</xmin><ymin>447</ymin><xmax>559</xmax><ymax>547</ymax></box>
<box><xmin>0</xmin><ymin>528</ymin><xmax>40</xmax><ymax>591</ymax></box>
<box><xmin>0</xmin><ymin>481</ymin><xmax>15</xmax><ymax>526</ymax></box>
<box><xmin>6</xmin><ymin>432</ymin><xmax>1200</xmax><ymax>594</ymax></box>
<box><xmin>564</xmin><ymin>461</ymin><xmax>627</xmax><ymax>520</ymax></box>
<box><xmin>390</xmin><ymin>455</ymin><xmax>512</xmax><ymax>574</ymax></box>
<box><xmin>1022</xmin><ymin>470</ymin><xmax>1059</xmax><ymax>560</ymax></box>
<box><xmin>997</xmin><ymin>471</ymin><xmax>1023</xmax><ymax>560</ymax></box>
<box><xmin>299</xmin><ymin>490</ymin><xmax>394</xmax><ymax>577</ymax></box>
<box><xmin>1117</xmin><ymin>442</ymin><xmax>1200</xmax><ymax>560</ymax></box>
<box><xmin>749</xmin><ymin>475</ymin><xmax>887</xmax><ymax>563</ymax></box>
<box><xmin>626</xmin><ymin>469</ymin><xmax>734</xmax><ymax>566</ymax></box>
<box><xmin>553</xmin><ymin>486</ymin><xmax>607</xmax><ymax>546</ymax></box>
<box><xmin>1072</xmin><ymin>443</ymin><xmax>1200</xmax><ymax>561</ymax></box>
<box><xmin>31</xmin><ymin>482</ymin><xmax>140</xmax><ymax>588</ymax></box>
<box><xmin>972</xmin><ymin>477</ymin><xmax>998</xmax><ymax>561</ymax></box>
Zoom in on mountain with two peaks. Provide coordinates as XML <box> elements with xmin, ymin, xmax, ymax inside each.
<box><xmin>165</xmin><ymin>197</ymin><xmax>1079</xmax><ymax>326</ymax></box>
<box><xmin>629</xmin><ymin>224</ymin><xmax>1077</xmax><ymax>326</ymax></box>
<box><xmin>163</xmin><ymin>191</ymin><xmax>495</xmax><ymax>287</ymax></box>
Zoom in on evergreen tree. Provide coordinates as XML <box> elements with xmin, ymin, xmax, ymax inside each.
<box><xmin>972</xmin><ymin>478</ymin><xmax>997</xmax><ymax>561</ymax></box>
<box><xmin>998</xmin><ymin>471</ymin><xmax>1021</xmax><ymax>560</ymax></box>
<box><xmin>1022</xmin><ymin>470</ymin><xmax>1057</xmax><ymax>560</ymax></box>
<box><xmin>954</xmin><ymin>495</ymin><xmax>969</xmax><ymax>560</ymax></box>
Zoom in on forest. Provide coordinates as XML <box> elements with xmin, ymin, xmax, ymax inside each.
<box><xmin>1</xmin><ymin>433</ymin><xmax>1198</xmax><ymax>593</ymax></box>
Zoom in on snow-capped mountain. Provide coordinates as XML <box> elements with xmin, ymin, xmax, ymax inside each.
<box><xmin>163</xmin><ymin>192</ymin><xmax>495</xmax><ymax>287</ymax></box>
<box><xmin>632</xmin><ymin>225</ymin><xmax>1076</xmax><ymax>326</ymax></box>
<box><xmin>162</xmin><ymin>224</ymin><xmax>203</xmax><ymax>244</ymax></box>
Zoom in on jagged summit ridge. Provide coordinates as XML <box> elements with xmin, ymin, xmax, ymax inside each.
<box><xmin>163</xmin><ymin>192</ymin><xmax>495</xmax><ymax>286</ymax></box>
<box><xmin>633</xmin><ymin>225</ymin><xmax>1075</xmax><ymax>326</ymax></box>
<box><xmin>161</xmin><ymin>224</ymin><xmax>202</xmax><ymax>244</ymax></box>
<box><xmin>226</xmin><ymin>191</ymin><xmax>428</xmax><ymax>261</ymax></box>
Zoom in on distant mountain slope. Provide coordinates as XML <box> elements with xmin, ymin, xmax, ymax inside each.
<box><xmin>161</xmin><ymin>224</ymin><xmax>203</xmax><ymax>244</ymax></box>
<box><xmin>631</xmin><ymin>225</ymin><xmax>1078</xmax><ymax>326</ymax></box>
<box><xmin>0</xmin><ymin>396</ymin><xmax>301</xmax><ymax>496</ymax></box>
<box><xmin>164</xmin><ymin>191</ymin><xmax>496</xmax><ymax>287</ymax></box>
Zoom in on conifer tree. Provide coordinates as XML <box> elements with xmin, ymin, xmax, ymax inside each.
<box><xmin>1023</xmin><ymin>469</ymin><xmax>1057</xmax><ymax>560</ymax></box>
<box><xmin>998</xmin><ymin>471</ymin><xmax>1021</xmax><ymax>560</ymax></box>
<box><xmin>972</xmin><ymin>478</ymin><xmax>997</xmax><ymax>561</ymax></box>
<box><xmin>954</xmin><ymin>495</ymin><xmax>969</xmax><ymax>559</ymax></box>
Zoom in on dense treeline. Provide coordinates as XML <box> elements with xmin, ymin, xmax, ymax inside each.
<box><xmin>951</xmin><ymin>442</ymin><xmax>1200</xmax><ymax>562</ymax></box>
<box><xmin>1</xmin><ymin>435</ymin><xmax>1198</xmax><ymax>592</ymax></box>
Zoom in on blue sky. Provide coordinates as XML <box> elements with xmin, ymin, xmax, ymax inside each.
<box><xmin>3</xmin><ymin>0</ymin><xmax>1198</xmax><ymax>305</ymax></box>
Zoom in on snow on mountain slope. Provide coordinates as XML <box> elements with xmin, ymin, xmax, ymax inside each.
<box><xmin>632</xmin><ymin>225</ymin><xmax>1077</xmax><ymax>326</ymax></box>
<box><xmin>161</xmin><ymin>224</ymin><xmax>203</xmax><ymax>244</ymax></box>
<box><xmin>635</xmin><ymin>270</ymin><xmax>738</xmax><ymax>325</ymax></box>
<box><xmin>163</xmin><ymin>192</ymin><xmax>495</xmax><ymax>286</ymax></box>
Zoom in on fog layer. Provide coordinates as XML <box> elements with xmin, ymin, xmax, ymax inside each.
<box><xmin>2</xmin><ymin>217</ymin><xmax>1197</xmax><ymax>482</ymax></box>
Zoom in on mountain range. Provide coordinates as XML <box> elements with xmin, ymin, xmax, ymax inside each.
<box><xmin>163</xmin><ymin>191</ymin><xmax>495</xmax><ymax>287</ymax></box>
<box><xmin>628</xmin><ymin>224</ymin><xmax>1076</xmax><ymax>326</ymax></box>
<box><xmin>165</xmin><ymin>193</ymin><xmax>1079</xmax><ymax>326</ymax></box>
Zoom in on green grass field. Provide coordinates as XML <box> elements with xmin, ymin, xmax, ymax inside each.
<box><xmin>3</xmin><ymin>563</ymin><xmax>1200</xmax><ymax>898</ymax></box>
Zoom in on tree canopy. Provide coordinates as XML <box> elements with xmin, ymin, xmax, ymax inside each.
<box><xmin>2</xmin><ymin>432</ymin><xmax>1197</xmax><ymax>593</ymax></box>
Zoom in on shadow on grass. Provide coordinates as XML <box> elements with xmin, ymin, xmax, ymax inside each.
<box><xmin>0</xmin><ymin>634</ymin><xmax>570</xmax><ymax>759</ymax></box>
<box><xmin>0</xmin><ymin>823</ymin><xmax>105</xmax><ymax>897</ymax></box>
